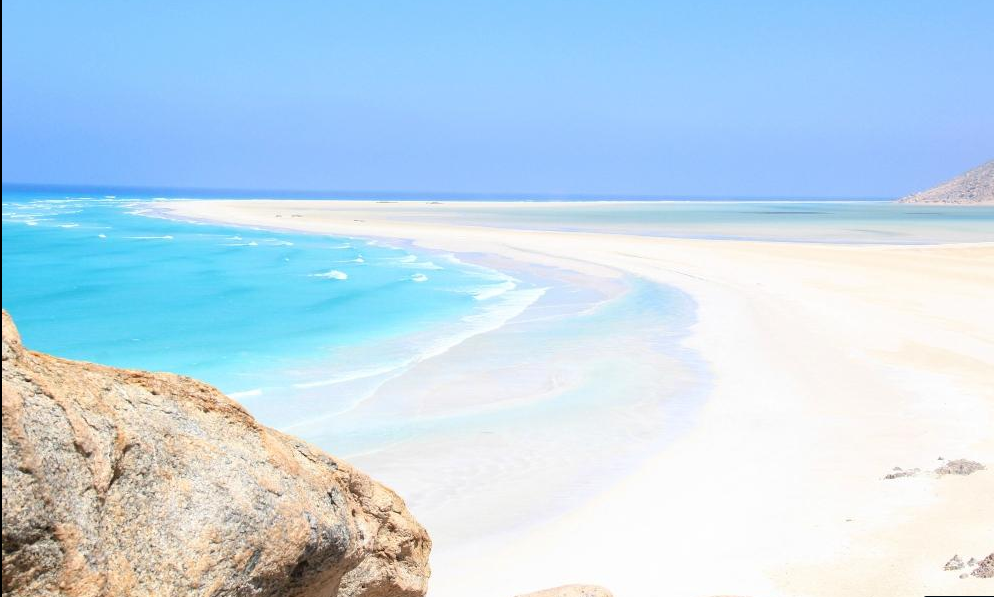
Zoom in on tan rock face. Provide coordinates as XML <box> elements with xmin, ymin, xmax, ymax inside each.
<box><xmin>1</xmin><ymin>310</ymin><xmax>430</xmax><ymax>597</ymax></box>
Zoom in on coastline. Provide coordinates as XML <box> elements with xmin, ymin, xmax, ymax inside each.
<box><xmin>148</xmin><ymin>198</ymin><xmax>994</xmax><ymax>245</ymax></box>
<box><xmin>158</xmin><ymin>199</ymin><xmax>994</xmax><ymax>597</ymax></box>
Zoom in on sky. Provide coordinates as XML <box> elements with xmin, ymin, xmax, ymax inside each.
<box><xmin>2</xmin><ymin>1</ymin><xmax>992</xmax><ymax>198</ymax></box>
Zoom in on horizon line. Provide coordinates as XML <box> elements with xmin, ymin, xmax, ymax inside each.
<box><xmin>0</xmin><ymin>181</ymin><xmax>896</xmax><ymax>202</ymax></box>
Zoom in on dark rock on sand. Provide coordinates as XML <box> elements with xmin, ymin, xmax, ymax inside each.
<box><xmin>1</xmin><ymin>310</ymin><xmax>430</xmax><ymax>597</ymax></box>
<box><xmin>972</xmin><ymin>553</ymin><xmax>994</xmax><ymax>578</ymax></box>
<box><xmin>944</xmin><ymin>555</ymin><xmax>965</xmax><ymax>571</ymax></box>
<box><xmin>884</xmin><ymin>466</ymin><xmax>920</xmax><ymax>479</ymax></box>
<box><xmin>935</xmin><ymin>459</ymin><xmax>985</xmax><ymax>476</ymax></box>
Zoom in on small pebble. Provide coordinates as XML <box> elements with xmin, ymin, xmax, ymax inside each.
<box><xmin>945</xmin><ymin>555</ymin><xmax>964</xmax><ymax>571</ymax></box>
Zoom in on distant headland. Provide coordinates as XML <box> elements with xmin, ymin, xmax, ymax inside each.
<box><xmin>899</xmin><ymin>160</ymin><xmax>994</xmax><ymax>205</ymax></box>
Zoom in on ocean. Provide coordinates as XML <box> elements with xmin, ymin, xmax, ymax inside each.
<box><xmin>5</xmin><ymin>187</ymin><xmax>991</xmax><ymax>423</ymax></box>
<box><xmin>352</xmin><ymin>199</ymin><xmax>994</xmax><ymax>244</ymax></box>
<box><xmin>1</xmin><ymin>188</ymin><xmax>543</xmax><ymax>420</ymax></box>
<box><xmin>5</xmin><ymin>184</ymin><xmax>992</xmax><ymax>541</ymax></box>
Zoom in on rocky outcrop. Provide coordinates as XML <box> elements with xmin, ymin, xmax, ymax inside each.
<box><xmin>973</xmin><ymin>553</ymin><xmax>994</xmax><ymax>579</ymax></box>
<box><xmin>935</xmin><ymin>459</ymin><xmax>985</xmax><ymax>476</ymax></box>
<box><xmin>898</xmin><ymin>160</ymin><xmax>994</xmax><ymax>204</ymax></box>
<box><xmin>884</xmin><ymin>458</ymin><xmax>986</xmax><ymax>480</ymax></box>
<box><xmin>1</xmin><ymin>310</ymin><xmax>430</xmax><ymax>597</ymax></box>
<box><xmin>514</xmin><ymin>586</ymin><xmax>613</xmax><ymax>597</ymax></box>
<box><xmin>944</xmin><ymin>555</ymin><xmax>965</xmax><ymax>571</ymax></box>
<box><xmin>883</xmin><ymin>466</ymin><xmax>920</xmax><ymax>479</ymax></box>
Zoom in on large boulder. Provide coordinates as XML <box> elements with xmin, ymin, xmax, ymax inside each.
<box><xmin>1</xmin><ymin>310</ymin><xmax>430</xmax><ymax>597</ymax></box>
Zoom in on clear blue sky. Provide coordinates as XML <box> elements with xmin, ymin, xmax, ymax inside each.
<box><xmin>3</xmin><ymin>1</ymin><xmax>992</xmax><ymax>197</ymax></box>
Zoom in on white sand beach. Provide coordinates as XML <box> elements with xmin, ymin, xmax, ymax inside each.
<box><xmin>161</xmin><ymin>200</ymin><xmax>994</xmax><ymax>597</ymax></box>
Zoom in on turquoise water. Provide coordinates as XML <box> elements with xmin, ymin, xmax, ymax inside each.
<box><xmin>4</xmin><ymin>186</ymin><xmax>991</xmax><ymax>468</ymax></box>
<box><xmin>5</xmin><ymin>188</ymin><xmax>990</xmax><ymax>397</ymax></box>
<box><xmin>1</xmin><ymin>189</ymin><xmax>534</xmax><ymax>404</ymax></box>
<box><xmin>8</xmin><ymin>185</ymin><xmax>988</xmax><ymax>537</ymax></box>
<box><xmin>377</xmin><ymin>200</ymin><xmax>994</xmax><ymax>243</ymax></box>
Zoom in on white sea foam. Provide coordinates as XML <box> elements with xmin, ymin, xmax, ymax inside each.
<box><xmin>377</xmin><ymin>252</ymin><xmax>446</xmax><ymax>270</ymax></box>
<box><xmin>472</xmin><ymin>280</ymin><xmax>518</xmax><ymax>301</ymax></box>
<box><xmin>292</xmin><ymin>364</ymin><xmax>406</xmax><ymax>389</ymax></box>
<box><xmin>97</xmin><ymin>234</ymin><xmax>107</xmax><ymax>239</ymax></box>
<box><xmin>431</xmin><ymin>254</ymin><xmax>524</xmax><ymax>300</ymax></box>
<box><xmin>59</xmin><ymin>223</ymin><xmax>79</xmax><ymax>228</ymax></box>
<box><xmin>311</xmin><ymin>269</ymin><xmax>348</xmax><ymax>280</ymax></box>
<box><xmin>282</xmin><ymin>284</ymin><xmax>548</xmax><ymax>428</ymax></box>
<box><xmin>411</xmin><ymin>273</ymin><xmax>429</xmax><ymax>282</ymax></box>
<box><xmin>331</xmin><ymin>255</ymin><xmax>368</xmax><ymax>264</ymax></box>
<box><xmin>358</xmin><ymin>285</ymin><xmax>546</xmax><ymax>396</ymax></box>
<box><xmin>399</xmin><ymin>259</ymin><xmax>442</xmax><ymax>270</ymax></box>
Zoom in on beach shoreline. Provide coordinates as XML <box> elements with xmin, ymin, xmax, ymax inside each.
<box><xmin>158</xmin><ymin>199</ymin><xmax>994</xmax><ymax>597</ymax></box>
